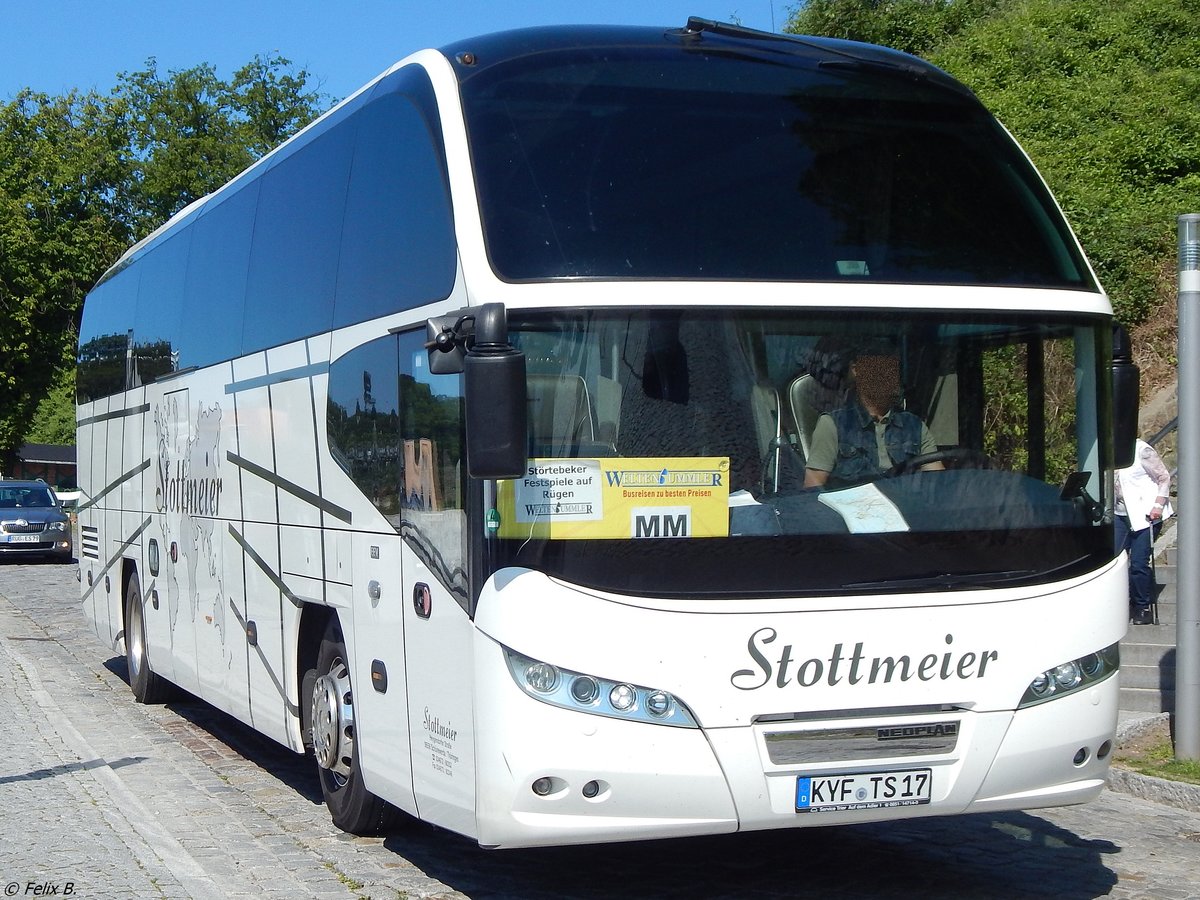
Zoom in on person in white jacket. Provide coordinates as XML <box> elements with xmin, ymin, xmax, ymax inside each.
<box><xmin>1115</xmin><ymin>439</ymin><xmax>1173</xmax><ymax>625</ymax></box>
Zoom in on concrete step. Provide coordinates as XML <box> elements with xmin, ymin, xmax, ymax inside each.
<box><xmin>1118</xmin><ymin>518</ymin><xmax>1177</xmax><ymax>717</ymax></box>
<box><xmin>1151</xmin><ymin>606</ymin><xmax>1177</xmax><ymax>625</ymax></box>
<box><xmin>1121</xmin><ymin>662</ymin><xmax>1176</xmax><ymax>691</ymax></box>
<box><xmin>1119</xmin><ymin>685</ymin><xmax>1175</xmax><ymax>714</ymax></box>
<box><xmin>1121</xmin><ymin>639</ymin><xmax>1175</xmax><ymax>665</ymax></box>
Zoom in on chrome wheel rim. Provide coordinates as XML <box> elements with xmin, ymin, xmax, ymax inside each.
<box><xmin>128</xmin><ymin>594</ymin><xmax>145</xmax><ymax>680</ymax></box>
<box><xmin>311</xmin><ymin>657</ymin><xmax>355</xmax><ymax>783</ymax></box>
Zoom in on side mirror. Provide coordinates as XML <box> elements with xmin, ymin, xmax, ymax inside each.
<box><xmin>426</xmin><ymin>304</ymin><xmax>527</xmax><ymax>480</ymax></box>
<box><xmin>1112</xmin><ymin>324</ymin><xmax>1139</xmax><ymax>469</ymax></box>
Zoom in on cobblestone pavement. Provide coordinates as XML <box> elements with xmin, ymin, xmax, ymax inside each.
<box><xmin>4</xmin><ymin>560</ymin><xmax>1200</xmax><ymax>900</ymax></box>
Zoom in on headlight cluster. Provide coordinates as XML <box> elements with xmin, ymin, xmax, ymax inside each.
<box><xmin>1018</xmin><ymin>643</ymin><xmax>1119</xmax><ymax>708</ymax></box>
<box><xmin>503</xmin><ymin>647</ymin><xmax>698</xmax><ymax>728</ymax></box>
<box><xmin>46</xmin><ymin>521</ymin><xmax>68</xmax><ymax>532</ymax></box>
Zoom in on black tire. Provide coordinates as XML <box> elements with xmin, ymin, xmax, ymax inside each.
<box><xmin>311</xmin><ymin>617</ymin><xmax>398</xmax><ymax>835</ymax></box>
<box><xmin>125</xmin><ymin>572</ymin><xmax>172</xmax><ymax>704</ymax></box>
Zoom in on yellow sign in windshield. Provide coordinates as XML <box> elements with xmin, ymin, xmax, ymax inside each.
<box><xmin>495</xmin><ymin>457</ymin><xmax>731</xmax><ymax>540</ymax></box>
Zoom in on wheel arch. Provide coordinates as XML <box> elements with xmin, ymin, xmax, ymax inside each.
<box><xmin>297</xmin><ymin>602</ymin><xmax>335</xmax><ymax>750</ymax></box>
<box><xmin>119</xmin><ymin>556</ymin><xmax>139</xmax><ymax>645</ymax></box>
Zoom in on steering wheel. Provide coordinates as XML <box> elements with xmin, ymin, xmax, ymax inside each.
<box><xmin>887</xmin><ymin>447</ymin><xmax>992</xmax><ymax>477</ymax></box>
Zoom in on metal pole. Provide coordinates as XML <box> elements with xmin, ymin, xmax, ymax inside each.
<box><xmin>1176</xmin><ymin>213</ymin><xmax>1200</xmax><ymax>760</ymax></box>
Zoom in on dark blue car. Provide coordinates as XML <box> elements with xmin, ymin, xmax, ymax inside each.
<box><xmin>0</xmin><ymin>480</ymin><xmax>73</xmax><ymax>561</ymax></box>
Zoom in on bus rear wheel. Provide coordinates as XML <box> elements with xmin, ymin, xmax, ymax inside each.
<box><xmin>125</xmin><ymin>572</ymin><xmax>172</xmax><ymax>704</ymax></box>
<box><xmin>311</xmin><ymin>617</ymin><xmax>398</xmax><ymax>835</ymax></box>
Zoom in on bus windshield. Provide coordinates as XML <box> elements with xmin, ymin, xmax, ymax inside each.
<box><xmin>460</xmin><ymin>39</ymin><xmax>1094</xmax><ymax>288</ymax></box>
<box><xmin>487</xmin><ymin>309</ymin><xmax>1113</xmax><ymax>597</ymax></box>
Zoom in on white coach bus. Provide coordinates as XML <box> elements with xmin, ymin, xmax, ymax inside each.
<box><xmin>77</xmin><ymin>19</ymin><xmax>1139</xmax><ymax>848</ymax></box>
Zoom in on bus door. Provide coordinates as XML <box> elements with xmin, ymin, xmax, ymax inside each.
<box><xmin>154</xmin><ymin>387</ymin><xmax>199</xmax><ymax>695</ymax></box>
<box><xmin>331</xmin><ymin>328</ymin><xmax>476</xmax><ymax>831</ymax></box>
<box><xmin>397</xmin><ymin>331</ymin><xmax>477</xmax><ymax>836</ymax></box>
<box><xmin>350</xmin><ymin>529</ymin><xmax>416</xmax><ymax>813</ymax></box>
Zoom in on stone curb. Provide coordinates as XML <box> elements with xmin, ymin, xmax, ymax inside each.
<box><xmin>1116</xmin><ymin>711</ymin><xmax>1170</xmax><ymax>746</ymax></box>
<box><xmin>1108</xmin><ymin>711</ymin><xmax>1200</xmax><ymax>812</ymax></box>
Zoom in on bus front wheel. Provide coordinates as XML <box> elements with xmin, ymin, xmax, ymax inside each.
<box><xmin>311</xmin><ymin>617</ymin><xmax>398</xmax><ymax>835</ymax></box>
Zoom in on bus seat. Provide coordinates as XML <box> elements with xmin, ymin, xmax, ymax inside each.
<box><xmin>750</xmin><ymin>382</ymin><xmax>781</xmax><ymax>486</ymax></box>
<box><xmin>592</xmin><ymin>375</ymin><xmax>622</xmax><ymax>447</ymax></box>
<box><xmin>788</xmin><ymin>374</ymin><xmax>823</xmax><ymax>458</ymax></box>
<box><xmin>527</xmin><ymin>374</ymin><xmax>596</xmax><ymax>457</ymax></box>
<box><xmin>788</xmin><ymin>372</ymin><xmax>851</xmax><ymax>459</ymax></box>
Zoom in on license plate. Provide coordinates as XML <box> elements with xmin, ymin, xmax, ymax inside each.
<box><xmin>796</xmin><ymin>768</ymin><xmax>932</xmax><ymax>813</ymax></box>
<box><xmin>3</xmin><ymin>534</ymin><xmax>40</xmax><ymax>543</ymax></box>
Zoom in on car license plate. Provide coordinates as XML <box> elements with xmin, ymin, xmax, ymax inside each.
<box><xmin>3</xmin><ymin>534</ymin><xmax>40</xmax><ymax>543</ymax></box>
<box><xmin>796</xmin><ymin>768</ymin><xmax>932</xmax><ymax>813</ymax></box>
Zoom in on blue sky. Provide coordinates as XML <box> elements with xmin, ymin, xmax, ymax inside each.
<box><xmin>4</xmin><ymin>1</ymin><xmax>786</xmax><ymax>102</ymax></box>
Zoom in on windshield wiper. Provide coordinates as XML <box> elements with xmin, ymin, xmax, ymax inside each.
<box><xmin>844</xmin><ymin>555</ymin><xmax>1093</xmax><ymax>592</ymax></box>
<box><xmin>843</xmin><ymin>569</ymin><xmax>1038</xmax><ymax>591</ymax></box>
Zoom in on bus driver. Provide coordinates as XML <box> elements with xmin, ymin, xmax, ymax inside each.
<box><xmin>803</xmin><ymin>347</ymin><xmax>944</xmax><ymax>489</ymax></box>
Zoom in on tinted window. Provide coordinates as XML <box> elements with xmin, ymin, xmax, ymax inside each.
<box><xmin>461</xmin><ymin>46</ymin><xmax>1093</xmax><ymax>287</ymax></box>
<box><xmin>78</xmin><ymin>273</ymin><xmax>137</xmax><ymax>402</ymax></box>
<box><xmin>327</xmin><ymin>334</ymin><xmax>402</xmax><ymax>522</ymax></box>
<box><xmin>326</xmin><ymin>330</ymin><xmax>467</xmax><ymax>603</ymax></box>
<box><xmin>132</xmin><ymin>230</ymin><xmax>188</xmax><ymax>384</ymax></box>
<box><xmin>243</xmin><ymin>125</ymin><xmax>356</xmax><ymax>353</ymax></box>
<box><xmin>398</xmin><ymin>329</ymin><xmax>467</xmax><ymax>604</ymax></box>
<box><xmin>334</xmin><ymin>71</ymin><xmax>456</xmax><ymax>328</ymax></box>
<box><xmin>180</xmin><ymin>180</ymin><xmax>260</xmax><ymax>367</ymax></box>
<box><xmin>81</xmin><ymin>66</ymin><xmax>458</xmax><ymax>400</ymax></box>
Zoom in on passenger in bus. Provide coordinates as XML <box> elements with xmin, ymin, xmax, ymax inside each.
<box><xmin>803</xmin><ymin>347</ymin><xmax>944</xmax><ymax>489</ymax></box>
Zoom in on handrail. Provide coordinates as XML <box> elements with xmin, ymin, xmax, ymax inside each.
<box><xmin>1147</xmin><ymin>415</ymin><xmax>1179</xmax><ymax>488</ymax></box>
<box><xmin>1149</xmin><ymin>416</ymin><xmax>1178</xmax><ymax>449</ymax></box>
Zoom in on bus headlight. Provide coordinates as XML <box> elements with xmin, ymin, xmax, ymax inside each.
<box><xmin>503</xmin><ymin>646</ymin><xmax>698</xmax><ymax>728</ymax></box>
<box><xmin>525</xmin><ymin>662</ymin><xmax>559</xmax><ymax>693</ymax></box>
<box><xmin>646</xmin><ymin>690</ymin><xmax>673</xmax><ymax>718</ymax></box>
<box><xmin>1052</xmin><ymin>661</ymin><xmax>1083</xmax><ymax>691</ymax></box>
<box><xmin>609</xmin><ymin>683</ymin><xmax>636</xmax><ymax>711</ymax></box>
<box><xmin>1018</xmin><ymin>643</ymin><xmax>1119</xmax><ymax>708</ymax></box>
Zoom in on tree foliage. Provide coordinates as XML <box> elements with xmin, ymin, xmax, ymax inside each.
<box><xmin>930</xmin><ymin>0</ymin><xmax>1200</xmax><ymax>326</ymax></box>
<box><xmin>787</xmin><ymin>0</ymin><xmax>1200</xmax><ymax>328</ymax></box>
<box><xmin>787</xmin><ymin>0</ymin><xmax>1013</xmax><ymax>57</ymax></box>
<box><xmin>24</xmin><ymin>367</ymin><xmax>78</xmax><ymax>445</ymax></box>
<box><xmin>0</xmin><ymin>90</ymin><xmax>129</xmax><ymax>464</ymax></box>
<box><xmin>114</xmin><ymin>55</ymin><xmax>328</xmax><ymax>238</ymax></box>
<box><xmin>0</xmin><ymin>56</ymin><xmax>329</xmax><ymax>463</ymax></box>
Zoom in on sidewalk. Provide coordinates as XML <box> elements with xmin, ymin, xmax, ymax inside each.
<box><xmin>1110</xmin><ymin>711</ymin><xmax>1200</xmax><ymax>813</ymax></box>
<box><xmin>0</xmin><ymin>596</ymin><xmax>202</xmax><ymax>898</ymax></box>
<box><xmin>0</xmin><ymin>580</ymin><xmax>369</xmax><ymax>900</ymax></box>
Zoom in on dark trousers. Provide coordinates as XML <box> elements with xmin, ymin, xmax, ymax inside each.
<box><xmin>1115</xmin><ymin>514</ymin><xmax>1155</xmax><ymax>612</ymax></box>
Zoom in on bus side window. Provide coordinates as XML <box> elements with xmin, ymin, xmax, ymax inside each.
<box><xmin>327</xmin><ymin>334</ymin><xmax>403</xmax><ymax>526</ymax></box>
<box><xmin>397</xmin><ymin>330</ymin><xmax>469</xmax><ymax>608</ymax></box>
<box><xmin>334</xmin><ymin>71</ymin><xmax>456</xmax><ymax>328</ymax></box>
